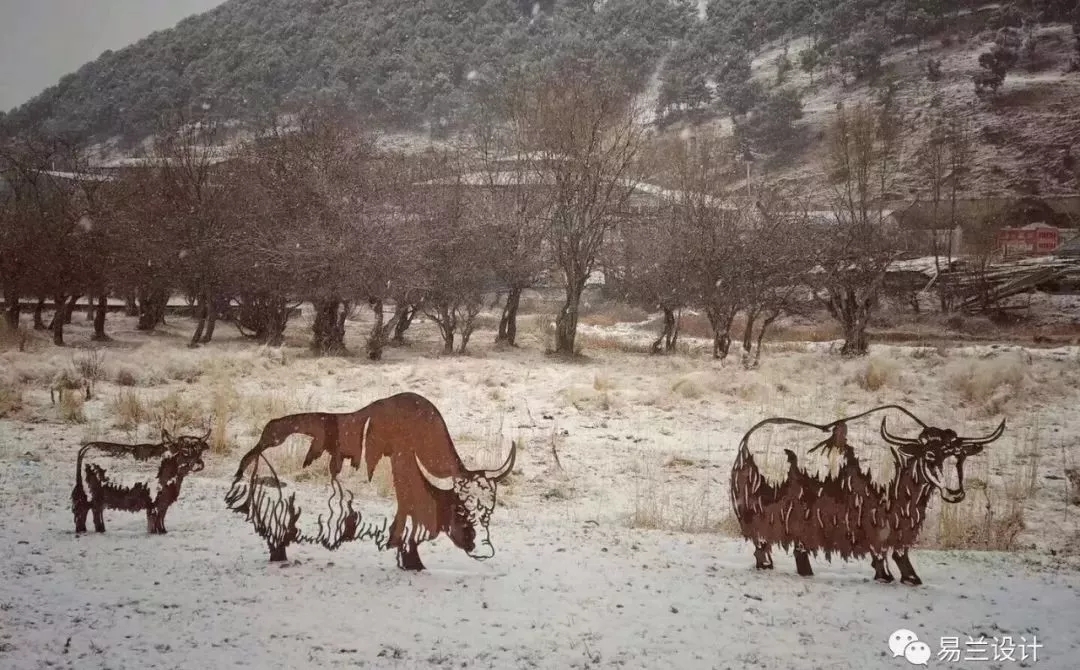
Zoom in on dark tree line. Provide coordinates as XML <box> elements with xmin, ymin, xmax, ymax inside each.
<box><xmin>3</xmin><ymin>58</ymin><xmax>913</xmax><ymax>361</ymax></box>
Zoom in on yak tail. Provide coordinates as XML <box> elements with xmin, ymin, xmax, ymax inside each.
<box><xmin>71</xmin><ymin>443</ymin><xmax>95</xmax><ymax>507</ymax></box>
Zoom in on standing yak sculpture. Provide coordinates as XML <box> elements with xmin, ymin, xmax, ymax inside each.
<box><xmin>730</xmin><ymin>405</ymin><xmax>1004</xmax><ymax>585</ymax></box>
<box><xmin>225</xmin><ymin>392</ymin><xmax>516</xmax><ymax>571</ymax></box>
<box><xmin>72</xmin><ymin>429</ymin><xmax>211</xmax><ymax>535</ymax></box>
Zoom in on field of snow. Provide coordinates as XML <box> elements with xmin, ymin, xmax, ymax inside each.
<box><xmin>2</xmin><ymin>309</ymin><xmax>1079</xmax><ymax>669</ymax></box>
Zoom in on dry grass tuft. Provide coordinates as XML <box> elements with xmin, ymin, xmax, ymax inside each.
<box><xmin>593</xmin><ymin>372</ymin><xmax>616</xmax><ymax>391</ymax></box>
<box><xmin>629</xmin><ymin>459</ymin><xmax>723</xmax><ymax>533</ymax></box>
<box><xmin>209</xmin><ymin>382</ymin><xmax>241</xmax><ymax>453</ymax></box>
<box><xmin>0</xmin><ymin>384</ymin><xmax>24</xmax><ymax>418</ymax></box>
<box><xmin>670</xmin><ymin>370</ymin><xmax>720</xmax><ymax>399</ymax></box>
<box><xmin>112</xmin><ymin>365</ymin><xmax>140</xmax><ymax>387</ymax></box>
<box><xmin>60</xmin><ymin>393</ymin><xmax>87</xmax><ymax>424</ymax></box>
<box><xmin>851</xmin><ymin>355</ymin><xmax>900</xmax><ymax>392</ymax></box>
<box><xmin>109</xmin><ymin>389</ymin><xmax>148</xmax><ymax>431</ymax></box>
<box><xmin>72</xmin><ymin>348</ymin><xmax>107</xmax><ymax>383</ymax></box>
<box><xmin>148</xmin><ymin>391</ymin><xmax>206</xmax><ymax>435</ymax></box>
<box><xmin>945</xmin><ymin>351</ymin><xmax>1028</xmax><ymax>415</ymax></box>
<box><xmin>164</xmin><ymin>359</ymin><xmax>203</xmax><ymax>384</ymax></box>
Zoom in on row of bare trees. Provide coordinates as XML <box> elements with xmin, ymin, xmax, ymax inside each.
<box><xmin>2</xmin><ymin>63</ymin><xmax>911</xmax><ymax>360</ymax></box>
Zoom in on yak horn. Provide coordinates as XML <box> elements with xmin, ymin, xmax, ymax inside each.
<box><xmin>415</xmin><ymin>455</ymin><xmax>455</xmax><ymax>491</ymax></box>
<box><xmin>880</xmin><ymin>417</ymin><xmax>919</xmax><ymax>446</ymax></box>
<box><xmin>962</xmin><ymin>419</ymin><xmax>1006</xmax><ymax>446</ymax></box>
<box><xmin>484</xmin><ymin>441</ymin><xmax>517</xmax><ymax>482</ymax></box>
<box><xmin>201</xmin><ymin>426</ymin><xmax>212</xmax><ymax>442</ymax></box>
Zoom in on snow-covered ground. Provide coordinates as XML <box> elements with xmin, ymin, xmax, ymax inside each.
<box><xmin>2</xmin><ymin>311</ymin><xmax>1079</xmax><ymax>669</ymax></box>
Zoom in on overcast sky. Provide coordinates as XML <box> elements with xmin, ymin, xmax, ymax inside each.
<box><xmin>0</xmin><ymin>0</ymin><xmax>226</xmax><ymax>112</ymax></box>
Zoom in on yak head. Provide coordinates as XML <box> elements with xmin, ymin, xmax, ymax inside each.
<box><xmin>162</xmin><ymin>428</ymin><xmax>211</xmax><ymax>476</ymax></box>
<box><xmin>414</xmin><ymin>441</ymin><xmax>517</xmax><ymax>561</ymax></box>
<box><xmin>880</xmin><ymin>418</ymin><xmax>1004</xmax><ymax>503</ymax></box>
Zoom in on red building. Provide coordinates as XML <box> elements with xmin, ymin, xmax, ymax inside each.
<box><xmin>997</xmin><ymin>223</ymin><xmax>1061</xmax><ymax>256</ymax></box>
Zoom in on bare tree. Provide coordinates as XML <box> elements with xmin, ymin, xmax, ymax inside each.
<box><xmin>466</xmin><ymin>95</ymin><xmax>549</xmax><ymax>347</ymax></box>
<box><xmin>813</xmin><ymin>100</ymin><xmax>906</xmax><ymax>357</ymax></box>
<box><xmin>737</xmin><ymin>193</ymin><xmax>815</xmax><ymax>367</ymax></box>
<box><xmin>611</xmin><ymin>201</ymin><xmax>693</xmax><ymax>354</ymax></box>
<box><xmin>507</xmin><ymin>62</ymin><xmax>644</xmax><ymax>355</ymax></box>
<box><xmin>417</xmin><ymin>173</ymin><xmax>496</xmax><ymax>355</ymax></box>
<box><xmin>915</xmin><ymin>103</ymin><xmax>971</xmax><ymax>313</ymax></box>
<box><xmin>142</xmin><ymin>115</ymin><xmax>233</xmax><ymax>347</ymax></box>
<box><xmin>0</xmin><ymin>135</ymin><xmax>101</xmax><ymax>345</ymax></box>
<box><xmin>658</xmin><ymin>136</ymin><xmax>747</xmax><ymax>360</ymax></box>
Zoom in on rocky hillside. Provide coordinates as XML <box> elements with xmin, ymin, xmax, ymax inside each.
<box><xmin>3</xmin><ymin>1</ymin><xmax>1079</xmax><ymax>200</ymax></box>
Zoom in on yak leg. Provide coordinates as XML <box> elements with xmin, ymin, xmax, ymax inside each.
<box><xmin>397</xmin><ymin>541</ymin><xmax>426</xmax><ymax>572</ymax></box>
<box><xmin>72</xmin><ymin>487</ymin><xmax>90</xmax><ymax>534</ymax></box>
<box><xmin>753</xmin><ymin>541</ymin><xmax>774</xmax><ymax>570</ymax></box>
<box><xmin>793</xmin><ymin>544</ymin><xmax>813</xmax><ymax>577</ymax></box>
<box><xmin>892</xmin><ymin>550</ymin><xmax>922</xmax><ymax>586</ymax></box>
<box><xmin>268</xmin><ymin>540</ymin><xmax>288</xmax><ymax>562</ymax></box>
<box><xmin>155</xmin><ymin>504</ymin><xmax>169</xmax><ymax>534</ymax></box>
<box><xmin>91</xmin><ymin>499</ymin><xmax>106</xmax><ymax>533</ymax></box>
<box><xmin>871</xmin><ymin>552</ymin><xmax>895</xmax><ymax>583</ymax></box>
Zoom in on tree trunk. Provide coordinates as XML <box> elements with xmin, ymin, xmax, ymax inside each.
<box><xmin>33</xmin><ymin>298</ymin><xmax>46</xmax><ymax>330</ymax></box>
<box><xmin>92</xmin><ymin>294</ymin><xmax>109</xmax><ymax>341</ymax></box>
<box><xmin>391</xmin><ymin>303</ymin><xmax>416</xmax><ymax>344</ymax></box>
<box><xmin>651</xmin><ymin>307</ymin><xmax>677</xmax><ymax>354</ymax></box>
<box><xmin>436</xmin><ymin>305</ymin><xmax>457</xmax><ymax>354</ymax></box>
<box><xmin>751</xmin><ymin>311</ymin><xmax>780</xmax><ymax>368</ymax></box>
<box><xmin>2</xmin><ymin>287</ymin><xmax>20</xmax><ymax>330</ymax></box>
<box><xmin>52</xmin><ymin>294</ymin><xmax>67</xmax><ymax>346</ymax></box>
<box><xmin>554</xmin><ymin>279</ymin><xmax>585</xmax><ymax>355</ymax></box>
<box><xmin>62</xmin><ymin>295</ymin><xmax>80</xmax><ymax>325</ymax></box>
<box><xmin>367</xmin><ymin>298</ymin><xmax>385</xmax><ymax>361</ymax></box>
<box><xmin>190</xmin><ymin>292</ymin><xmax>209</xmax><ymax>347</ymax></box>
<box><xmin>839</xmin><ymin>299</ymin><xmax>870</xmax><ymax>357</ymax></box>
<box><xmin>200</xmin><ymin>295</ymin><xmax>220</xmax><ymax>344</ymax></box>
<box><xmin>312</xmin><ymin>299</ymin><xmax>346</xmax><ymax>355</ymax></box>
<box><xmin>264</xmin><ymin>297</ymin><xmax>286</xmax><ymax>347</ymax></box>
<box><xmin>137</xmin><ymin>288</ymin><xmax>167</xmax><ymax>331</ymax></box>
<box><xmin>124</xmin><ymin>292</ymin><xmax>139</xmax><ymax>317</ymax></box>
<box><xmin>496</xmin><ymin>287</ymin><xmax>522</xmax><ymax>347</ymax></box>
<box><xmin>706</xmin><ymin>305</ymin><xmax>735</xmax><ymax>360</ymax></box>
<box><xmin>86</xmin><ymin>296</ymin><xmax>96</xmax><ymax>321</ymax></box>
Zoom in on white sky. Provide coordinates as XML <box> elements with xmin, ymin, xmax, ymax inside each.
<box><xmin>0</xmin><ymin>0</ymin><xmax>227</xmax><ymax>112</ymax></box>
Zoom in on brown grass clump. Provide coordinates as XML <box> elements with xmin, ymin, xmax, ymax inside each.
<box><xmin>72</xmin><ymin>348</ymin><xmax>107</xmax><ymax>383</ymax></box>
<box><xmin>944</xmin><ymin>351</ymin><xmax>1028</xmax><ymax>415</ymax></box>
<box><xmin>0</xmin><ymin>384</ymin><xmax>24</xmax><ymax>418</ymax></box>
<box><xmin>109</xmin><ymin>389</ymin><xmax>148</xmax><ymax>431</ymax></box>
<box><xmin>60</xmin><ymin>393</ymin><xmax>87</xmax><ymax>424</ymax></box>
<box><xmin>148</xmin><ymin>391</ymin><xmax>206</xmax><ymax>435</ymax></box>
<box><xmin>629</xmin><ymin>459</ymin><xmax>723</xmax><ymax>533</ymax></box>
<box><xmin>851</xmin><ymin>355</ymin><xmax>900</xmax><ymax>392</ymax></box>
<box><xmin>209</xmin><ymin>382</ymin><xmax>241</xmax><ymax>453</ymax></box>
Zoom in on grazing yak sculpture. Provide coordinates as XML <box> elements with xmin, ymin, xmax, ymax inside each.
<box><xmin>72</xmin><ymin>429</ymin><xmax>210</xmax><ymax>534</ymax></box>
<box><xmin>225</xmin><ymin>392</ymin><xmax>516</xmax><ymax>571</ymax></box>
<box><xmin>730</xmin><ymin>405</ymin><xmax>1004</xmax><ymax>585</ymax></box>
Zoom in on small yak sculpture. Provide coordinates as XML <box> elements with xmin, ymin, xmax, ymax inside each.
<box><xmin>72</xmin><ymin>429</ymin><xmax>210</xmax><ymax>534</ymax></box>
<box><xmin>730</xmin><ymin>405</ymin><xmax>1004</xmax><ymax>585</ymax></box>
<box><xmin>225</xmin><ymin>392</ymin><xmax>516</xmax><ymax>571</ymax></box>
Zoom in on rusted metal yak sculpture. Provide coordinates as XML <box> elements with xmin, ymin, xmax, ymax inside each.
<box><xmin>72</xmin><ymin>429</ymin><xmax>210</xmax><ymax>535</ymax></box>
<box><xmin>225</xmin><ymin>392</ymin><xmax>516</xmax><ymax>571</ymax></box>
<box><xmin>730</xmin><ymin>405</ymin><xmax>1004</xmax><ymax>585</ymax></box>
